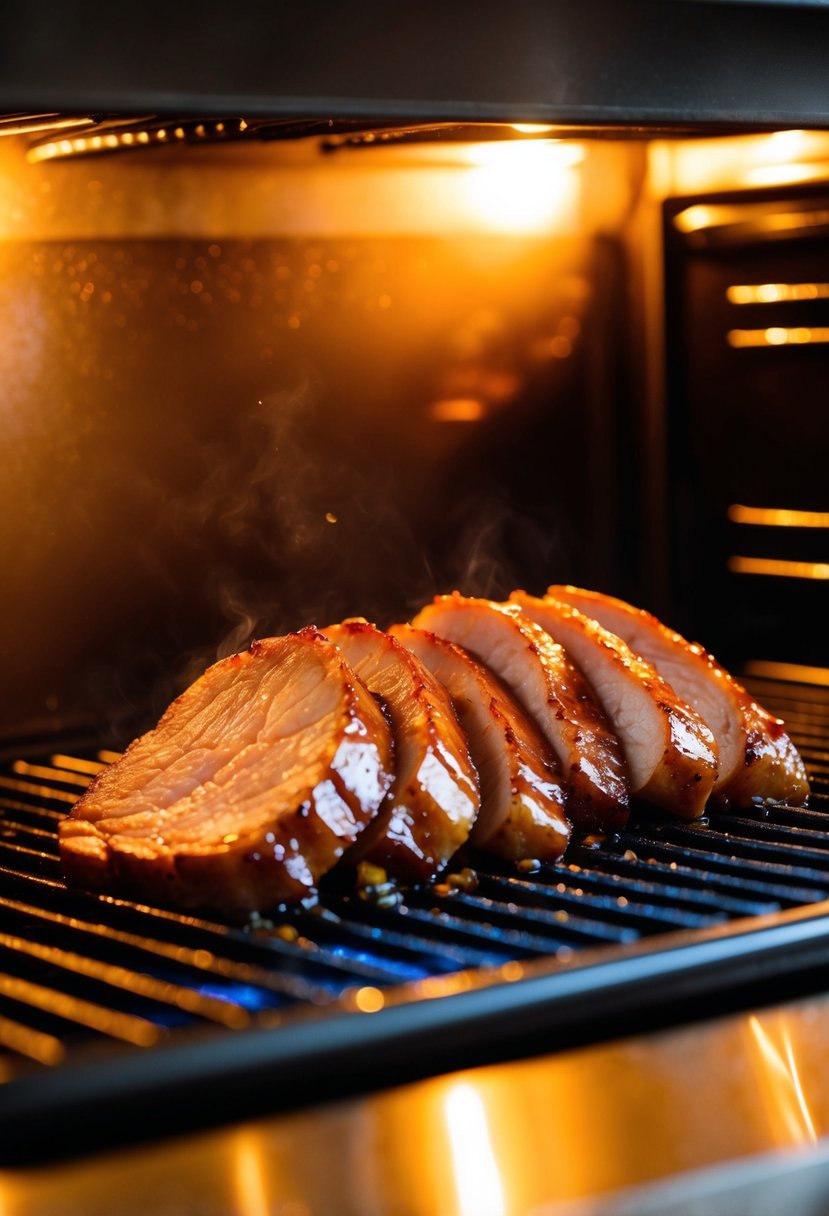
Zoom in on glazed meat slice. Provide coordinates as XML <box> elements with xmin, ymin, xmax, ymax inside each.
<box><xmin>390</xmin><ymin>624</ymin><xmax>571</xmax><ymax>861</ymax></box>
<box><xmin>512</xmin><ymin>592</ymin><xmax>718</xmax><ymax>819</ymax></box>
<box><xmin>59</xmin><ymin>628</ymin><xmax>394</xmax><ymax>913</ymax></box>
<box><xmin>549</xmin><ymin>585</ymin><xmax>810</xmax><ymax>807</ymax></box>
<box><xmin>322</xmin><ymin>620</ymin><xmax>480</xmax><ymax>880</ymax></box>
<box><xmin>411</xmin><ymin>595</ymin><xmax>629</xmax><ymax>831</ymax></box>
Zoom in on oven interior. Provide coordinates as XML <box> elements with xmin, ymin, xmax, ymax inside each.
<box><xmin>3</xmin><ymin>114</ymin><xmax>829</xmax><ymax>1163</ymax></box>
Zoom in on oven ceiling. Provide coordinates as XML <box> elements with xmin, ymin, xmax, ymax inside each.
<box><xmin>0</xmin><ymin>0</ymin><xmax>828</xmax><ymax>130</ymax></box>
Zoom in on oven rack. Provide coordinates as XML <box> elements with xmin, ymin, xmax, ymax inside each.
<box><xmin>2</xmin><ymin>677</ymin><xmax>829</xmax><ymax>1161</ymax></box>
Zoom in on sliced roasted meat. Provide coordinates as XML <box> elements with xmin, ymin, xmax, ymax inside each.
<box><xmin>59</xmin><ymin>628</ymin><xmax>395</xmax><ymax>913</ymax></box>
<box><xmin>411</xmin><ymin>594</ymin><xmax>629</xmax><ymax>831</ymax></box>
<box><xmin>511</xmin><ymin>592</ymin><xmax>719</xmax><ymax>819</ymax></box>
<box><xmin>390</xmin><ymin>624</ymin><xmax>571</xmax><ymax>861</ymax></box>
<box><xmin>548</xmin><ymin>585</ymin><xmax>810</xmax><ymax>808</ymax></box>
<box><xmin>322</xmin><ymin>620</ymin><xmax>480</xmax><ymax>880</ymax></box>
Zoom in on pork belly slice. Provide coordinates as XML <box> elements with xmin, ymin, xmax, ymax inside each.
<box><xmin>322</xmin><ymin>620</ymin><xmax>480</xmax><ymax>880</ymax></box>
<box><xmin>512</xmin><ymin>592</ymin><xmax>718</xmax><ymax>820</ymax></box>
<box><xmin>390</xmin><ymin>624</ymin><xmax>570</xmax><ymax>862</ymax></box>
<box><xmin>59</xmin><ymin>628</ymin><xmax>394</xmax><ymax>913</ymax></box>
<box><xmin>549</xmin><ymin>585</ymin><xmax>810</xmax><ymax>808</ymax></box>
<box><xmin>411</xmin><ymin>595</ymin><xmax>629</xmax><ymax>831</ymax></box>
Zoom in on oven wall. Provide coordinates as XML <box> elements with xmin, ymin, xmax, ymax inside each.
<box><xmin>0</xmin><ymin>136</ymin><xmax>642</xmax><ymax>739</ymax></box>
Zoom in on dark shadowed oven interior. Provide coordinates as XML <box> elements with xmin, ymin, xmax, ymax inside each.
<box><xmin>1</xmin><ymin>226</ymin><xmax>627</xmax><ymax>739</ymax></box>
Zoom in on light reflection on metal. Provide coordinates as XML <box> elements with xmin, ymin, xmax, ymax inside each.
<box><xmin>445</xmin><ymin>1082</ymin><xmax>506</xmax><ymax>1216</ymax></box>
<box><xmin>0</xmin><ymin>114</ymin><xmax>95</xmax><ymax>138</ymax></box>
<box><xmin>0</xmin><ymin>893</ymin><xmax>201</xmax><ymax>967</ymax></box>
<box><xmin>727</xmin><ymin>282</ymin><xmax>829</xmax><ymax>305</ymax></box>
<box><xmin>746</xmin><ymin>162</ymin><xmax>829</xmax><ymax>188</ymax></box>
<box><xmin>0</xmin><ymin>816</ymin><xmax>54</xmax><ymax>841</ymax></box>
<box><xmin>461</xmin><ymin>140</ymin><xmax>583</xmax><ymax>234</ymax></box>
<box><xmin>728</xmin><ymin>504</ymin><xmax>829</xmax><ymax>528</ymax></box>
<box><xmin>429</xmin><ymin>398</ymin><xmax>486</xmax><ymax>423</ymax></box>
<box><xmin>510</xmin><ymin>123</ymin><xmax>556</xmax><ymax>134</ymax></box>
<box><xmin>49</xmin><ymin>755</ymin><xmax>107</xmax><ymax>777</ymax></box>
<box><xmin>748</xmin><ymin>1015</ymin><xmax>818</xmax><ymax>1145</ymax></box>
<box><xmin>0</xmin><ymin>774</ymin><xmax>77</xmax><ymax>804</ymax></box>
<box><xmin>0</xmin><ymin>891</ymin><xmax>292</xmax><ymax>1011</ymax></box>
<box><xmin>234</xmin><ymin>1132</ymin><xmax>271</xmax><ymax>1216</ymax></box>
<box><xmin>27</xmin><ymin>119</ymin><xmax>245</xmax><ymax>163</ymax></box>
<box><xmin>0</xmin><ymin>1014</ymin><xmax>65</xmax><ymax>1066</ymax></box>
<box><xmin>744</xmin><ymin>660</ymin><xmax>829</xmax><ymax>687</ymax></box>
<box><xmin>2</xmin><ymin>973</ymin><xmax>159</xmax><ymax>1046</ymax></box>
<box><xmin>673</xmin><ymin>204</ymin><xmax>725</xmax><ymax>233</ymax></box>
<box><xmin>97</xmin><ymin>749</ymin><xmax>123</xmax><ymax>764</ymax></box>
<box><xmin>0</xmin><ymin>929</ymin><xmax>249</xmax><ymax>1029</ymax></box>
<box><xmin>767</xmin><ymin>129</ymin><xmax>811</xmax><ymax>158</ymax></box>
<box><xmin>12</xmin><ymin>760</ymin><xmax>91</xmax><ymax>788</ymax></box>
<box><xmin>727</xmin><ymin>326</ymin><xmax>829</xmax><ymax>348</ymax></box>
<box><xmin>729</xmin><ymin>556</ymin><xmax>829</xmax><ymax>580</ymax></box>
<box><xmin>354</xmin><ymin>986</ymin><xmax>385</xmax><ymax>1013</ymax></box>
<box><xmin>0</xmin><ymin>795</ymin><xmax>62</xmax><ymax>820</ymax></box>
<box><xmin>674</xmin><ymin>203</ymin><xmax>829</xmax><ymax>236</ymax></box>
<box><xmin>655</xmin><ymin>130</ymin><xmax>829</xmax><ymax>196</ymax></box>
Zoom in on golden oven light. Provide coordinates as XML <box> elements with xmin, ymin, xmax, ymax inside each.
<box><xmin>353</xmin><ymin>986</ymin><xmax>385</xmax><ymax>1013</ymax></box>
<box><xmin>0</xmin><ymin>1016</ymin><xmax>64</xmax><ymax>1068</ymax></box>
<box><xmin>233</xmin><ymin>1131</ymin><xmax>271</xmax><ymax>1216</ymax></box>
<box><xmin>766</xmin><ymin>129</ymin><xmax>811</xmax><ymax>159</ymax></box>
<box><xmin>510</xmin><ymin>123</ymin><xmax>557</xmax><ymax>134</ymax></box>
<box><xmin>671</xmin><ymin>201</ymin><xmax>829</xmax><ymax>236</ymax></box>
<box><xmin>746</xmin><ymin>162</ymin><xmax>829</xmax><ymax>187</ymax></box>
<box><xmin>729</xmin><ymin>557</ymin><xmax>829</xmax><ymax>580</ymax></box>
<box><xmin>0</xmin><ymin>114</ymin><xmax>95</xmax><ymax>138</ymax></box>
<box><xmin>728</xmin><ymin>505</ymin><xmax>829</xmax><ymax>528</ymax></box>
<box><xmin>49</xmin><ymin>753</ymin><xmax>108</xmax><ymax>776</ymax></box>
<box><xmin>428</xmin><ymin>398</ymin><xmax>486</xmax><ymax>423</ymax></box>
<box><xmin>727</xmin><ymin>282</ymin><xmax>829</xmax><ymax>304</ymax></box>
<box><xmin>744</xmin><ymin>660</ymin><xmax>829</xmax><ymax>687</ymax></box>
<box><xmin>655</xmin><ymin>129</ymin><xmax>829</xmax><ymax>195</ymax></box>
<box><xmin>727</xmin><ymin>326</ymin><xmax>829</xmax><ymax>348</ymax></box>
<box><xmin>747</xmin><ymin>1014</ymin><xmax>818</xmax><ymax>1146</ymax></box>
<box><xmin>673</xmin><ymin>204</ymin><xmax>719</xmax><ymax>234</ymax></box>
<box><xmin>460</xmin><ymin>141</ymin><xmax>584</xmax><ymax>235</ymax></box>
<box><xmin>444</xmin><ymin>1082</ymin><xmax>506</xmax><ymax>1216</ymax></box>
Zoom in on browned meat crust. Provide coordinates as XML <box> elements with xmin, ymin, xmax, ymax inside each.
<box><xmin>412</xmin><ymin>595</ymin><xmax>630</xmax><ymax>832</ymax></box>
<box><xmin>549</xmin><ymin>585</ymin><xmax>809</xmax><ymax>808</ymax></box>
<box><xmin>390</xmin><ymin>624</ymin><xmax>571</xmax><ymax>862</ymax></box>
<box><xmin>512</xmin><ymin>592</ymin><xmax>718</xmax><ymax>820</ymax></box>
<box><xmin>323</xmin><ymin>620</ymin><xmax>480</xmax><ymax>880</ymax></box>
<box><xmin>59</xmin><ymin>628</ymin><xmax>394</xmax><ymax>912</ymax></box>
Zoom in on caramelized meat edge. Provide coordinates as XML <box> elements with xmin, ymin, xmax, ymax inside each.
<box><xmin>390</xmin><ymin>624</ymin><xmax>571</xmax><ymax>862</ymax></box>
<box><xmin>59</xmin><ymin>628</ymin><xmax>394</xmax><ymax>912</ymax></box>
<box><xmin>512</xmin><ymin>592</ymin><xmax>718</xmax><ymax>820</ymax></box>
<box><xmin>322</xmin><ymin>620</ymin><xmax>480</xmax><ymax>880</ymax></box>
<box><xmin>549</xmin><ymin>585</ymin><xmax>809</xmax><ymax>808</ymax></box>
<box><xmin>412</xmin><ymin>594</ymin><xmax>629</xmax><ymax>832</ymax></box>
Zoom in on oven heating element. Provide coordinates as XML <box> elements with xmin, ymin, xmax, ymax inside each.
<box><xmin>2</xmin><ymin>676</ymin><xmax>829</xmax><ymax>1160</ymax></box>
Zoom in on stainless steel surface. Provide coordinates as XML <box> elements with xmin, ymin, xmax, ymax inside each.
<box><xmin>5</xmin><ymin>991</ymin><xmax>829</xmax><ymax>1215</ymax></box>
<box><xmin>1</xmin><ymin>1</ymin><xmax>829</xmax><ymax>129</ymax></box>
